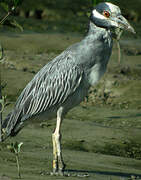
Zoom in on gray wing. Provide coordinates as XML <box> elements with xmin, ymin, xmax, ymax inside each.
<box><xmin>2</xmin><ymin>51</ymin><xmax>84</xmax><ymax>137</ymax></box>
<box><xmin>15</xmin><ymin>51</ymin><xmax>83</xmax><ymax>119</ymax></box>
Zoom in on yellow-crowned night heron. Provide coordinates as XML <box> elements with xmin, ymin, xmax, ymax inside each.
<box><xmin>2</xmin><ymin>2</ymin><xmax>135</xmax><ymax>175</ymax></box>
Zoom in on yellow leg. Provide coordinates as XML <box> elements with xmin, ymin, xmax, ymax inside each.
<box><xmin>52</xmin><ymin>107</ymin><xmax>65</xmax><ymax>175</ymax></box>
<box><xmin>52</xmin><ymin>133</ymin><xmax>58</xmax><ymax>173</ymax></box>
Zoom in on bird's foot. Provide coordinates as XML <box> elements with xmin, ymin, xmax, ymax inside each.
<box><xmin>40</xmin><ymin>170</ymin><xmax>90</xmax><ymax>177</ymax></box>
<box><xmin>58</xmin><ymin>158</ymin><xmax>66</xmax><ymax>171</ymax></box>
<box><xmin>50</xmin><ymin>169</ymin><xmax>64</xmax><ymax>176</ymax></box>
<box><xmin>51</xmin><ymin>163</ymin><xmax>66</xmax><ymax>176</ymax></box>
<box><xmin>51</xmin><ymin>156</ymin><xmax>66</xmax><ymax>176</ymax></box>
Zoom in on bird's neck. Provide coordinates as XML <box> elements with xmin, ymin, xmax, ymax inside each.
<box><xmin>85</xmin><ymin>21</ymin><xmax>113</xmax><ymax>48</ymax></box>
<box><xmin>87</xmin><ymin>21</ymin><xmax>111</xmax><ymax>36</ymax></box>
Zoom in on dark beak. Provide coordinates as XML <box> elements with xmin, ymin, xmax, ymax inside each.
<box><xmin>111</xmin><ymin>15</ymin><xmax>135</xmax><ymax>34</ymax></box>
<box><xmin>115</xmin><ymin>15</ymin><xmax>136</xmax><ymax>34</ymax></box>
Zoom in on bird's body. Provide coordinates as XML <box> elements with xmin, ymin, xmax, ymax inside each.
<box><xmin>3</xmin><ymin>22</ymin><xmax>113</xmax><ymax>137</ymax></box>
<box><xmin>1</xmin><ymin>2</ymin><xmax>135</xmax><ymax>175</ymax></box>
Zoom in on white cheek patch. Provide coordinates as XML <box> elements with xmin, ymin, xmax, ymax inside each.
<box><xmin>92</xmin><ymin>9</ymin><xmax>107</xmax><ymax>20</ymax></box>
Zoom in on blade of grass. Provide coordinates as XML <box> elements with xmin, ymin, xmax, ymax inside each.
<box><xmin>116</xmin><ymin>40</ymin><xmax>121</xmax><ymax>64</ymax></box>
<box><xmin>0</xmin><ymin>55</ymin><xmax>1</xmax><ymax>141</ymax></box>
<box><xmin>16</xmin><ymin>154</ymin><xmax>21</xmax><ymax>178</ymax></box>
<box><xmin>0</xmin><ymin>11</ymin><xmax>11</xmax><ymax>25</ymax></box>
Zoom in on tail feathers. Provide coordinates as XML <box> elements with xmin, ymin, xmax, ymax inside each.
<box><xmin>2</xmin><ymin>108</ymin><xmax>23</xmax><ymax>141</ymax></box>
<box><xmin>10</xmin><ymin>121</ymin><xmax>24</xmax><ymax>137</ymax></box>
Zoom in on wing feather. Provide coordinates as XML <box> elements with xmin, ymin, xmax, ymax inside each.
<box><xmin>15</xmin><ymin>51</ymin><xmax>83</xmax><ymax>119</ymax></box>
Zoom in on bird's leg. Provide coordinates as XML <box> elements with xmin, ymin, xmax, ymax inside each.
<box><xmin>52</xmin><ymin>133</ymin><xmax>58</xmax><ymax>173</ymax></box>
<box><xmin>52</xmin><ymin>107</ymin><xmax>65</xmax><ymax>175</ymax></box>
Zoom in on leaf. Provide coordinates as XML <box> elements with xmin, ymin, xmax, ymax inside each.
<box><xmin>86</xmin><ymin>12</ymin><xmax>91</xmax><ymax>17</ymax></box>
<box><xmin>11</xmin><ymin>20</ymin><xmax>23</xmax><ymax>31</ymax></box>
<box><xmin>13</xmin><ymin>0</ymin><xmax>23</xmax><ymax>7</ymax></box>
<box><xmin>7</xmin><ymin>141</ymin><xmax>23</xmax><ymax>154</ymax></box>
<box><xmin>92</xmin><ymin>0</ymin><xmax>97</xmax><ymax>6</ymax></box>
<box><xmin>7</xmin><ymin>145</ymin><xmax>14</xmax><ymax>152</ymax></box>
<box><xmin>7</xmin><ymin>143</ymin><xmax>15</xmax><ymax>153</ymax></box>
<box><xmin>0</xmin><ymin>2</ymin><xmax>9</xmax><ymax>12</ymax></box>
<box><xmin>13</xmin><ymin>141</ymin><xmax>23</xmax><ymax>154</ymax></box>
<box><xmin>17</xmin><ymin>142</ymin><xmax>23</xmax><ymax>153</ymax></box>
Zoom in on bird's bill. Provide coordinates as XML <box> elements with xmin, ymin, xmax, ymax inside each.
<box><xmin>111</xmin><ymin>15</ymin><xmax>135</xmax><ymax>34</ymax></box>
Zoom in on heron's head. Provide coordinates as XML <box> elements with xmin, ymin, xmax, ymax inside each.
<box><xmin>90</xmin><ymin>2</ymin><xmax>135</xmax><ymax>36</ymax></box>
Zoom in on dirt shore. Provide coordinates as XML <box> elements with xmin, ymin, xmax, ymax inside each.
<box><xmin>0</xmin><ymin>31</ymin><xmax>141</xmax><ymax>180</ymax></box>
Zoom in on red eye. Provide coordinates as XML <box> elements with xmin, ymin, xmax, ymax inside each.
<box><xmin>103</xmin><ymin>10</ymin><xmax>110</xmax><ymax>18</ymax></box>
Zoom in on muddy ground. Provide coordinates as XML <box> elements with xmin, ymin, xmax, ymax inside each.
<box><xmin>0</xmin><ymin>30</ymin><xmax>141</xmax><ymax>180</ymax></box>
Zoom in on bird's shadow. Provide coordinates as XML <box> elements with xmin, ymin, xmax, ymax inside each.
<box><xmin>108</xmin><ymin>113</ymin><xmax>141</xmax><ymax>120</ymax></box>
<box><xmin>64</xmin><ymin>169</ymin><xmax>141</xmax><ymax>178</ymax></box>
